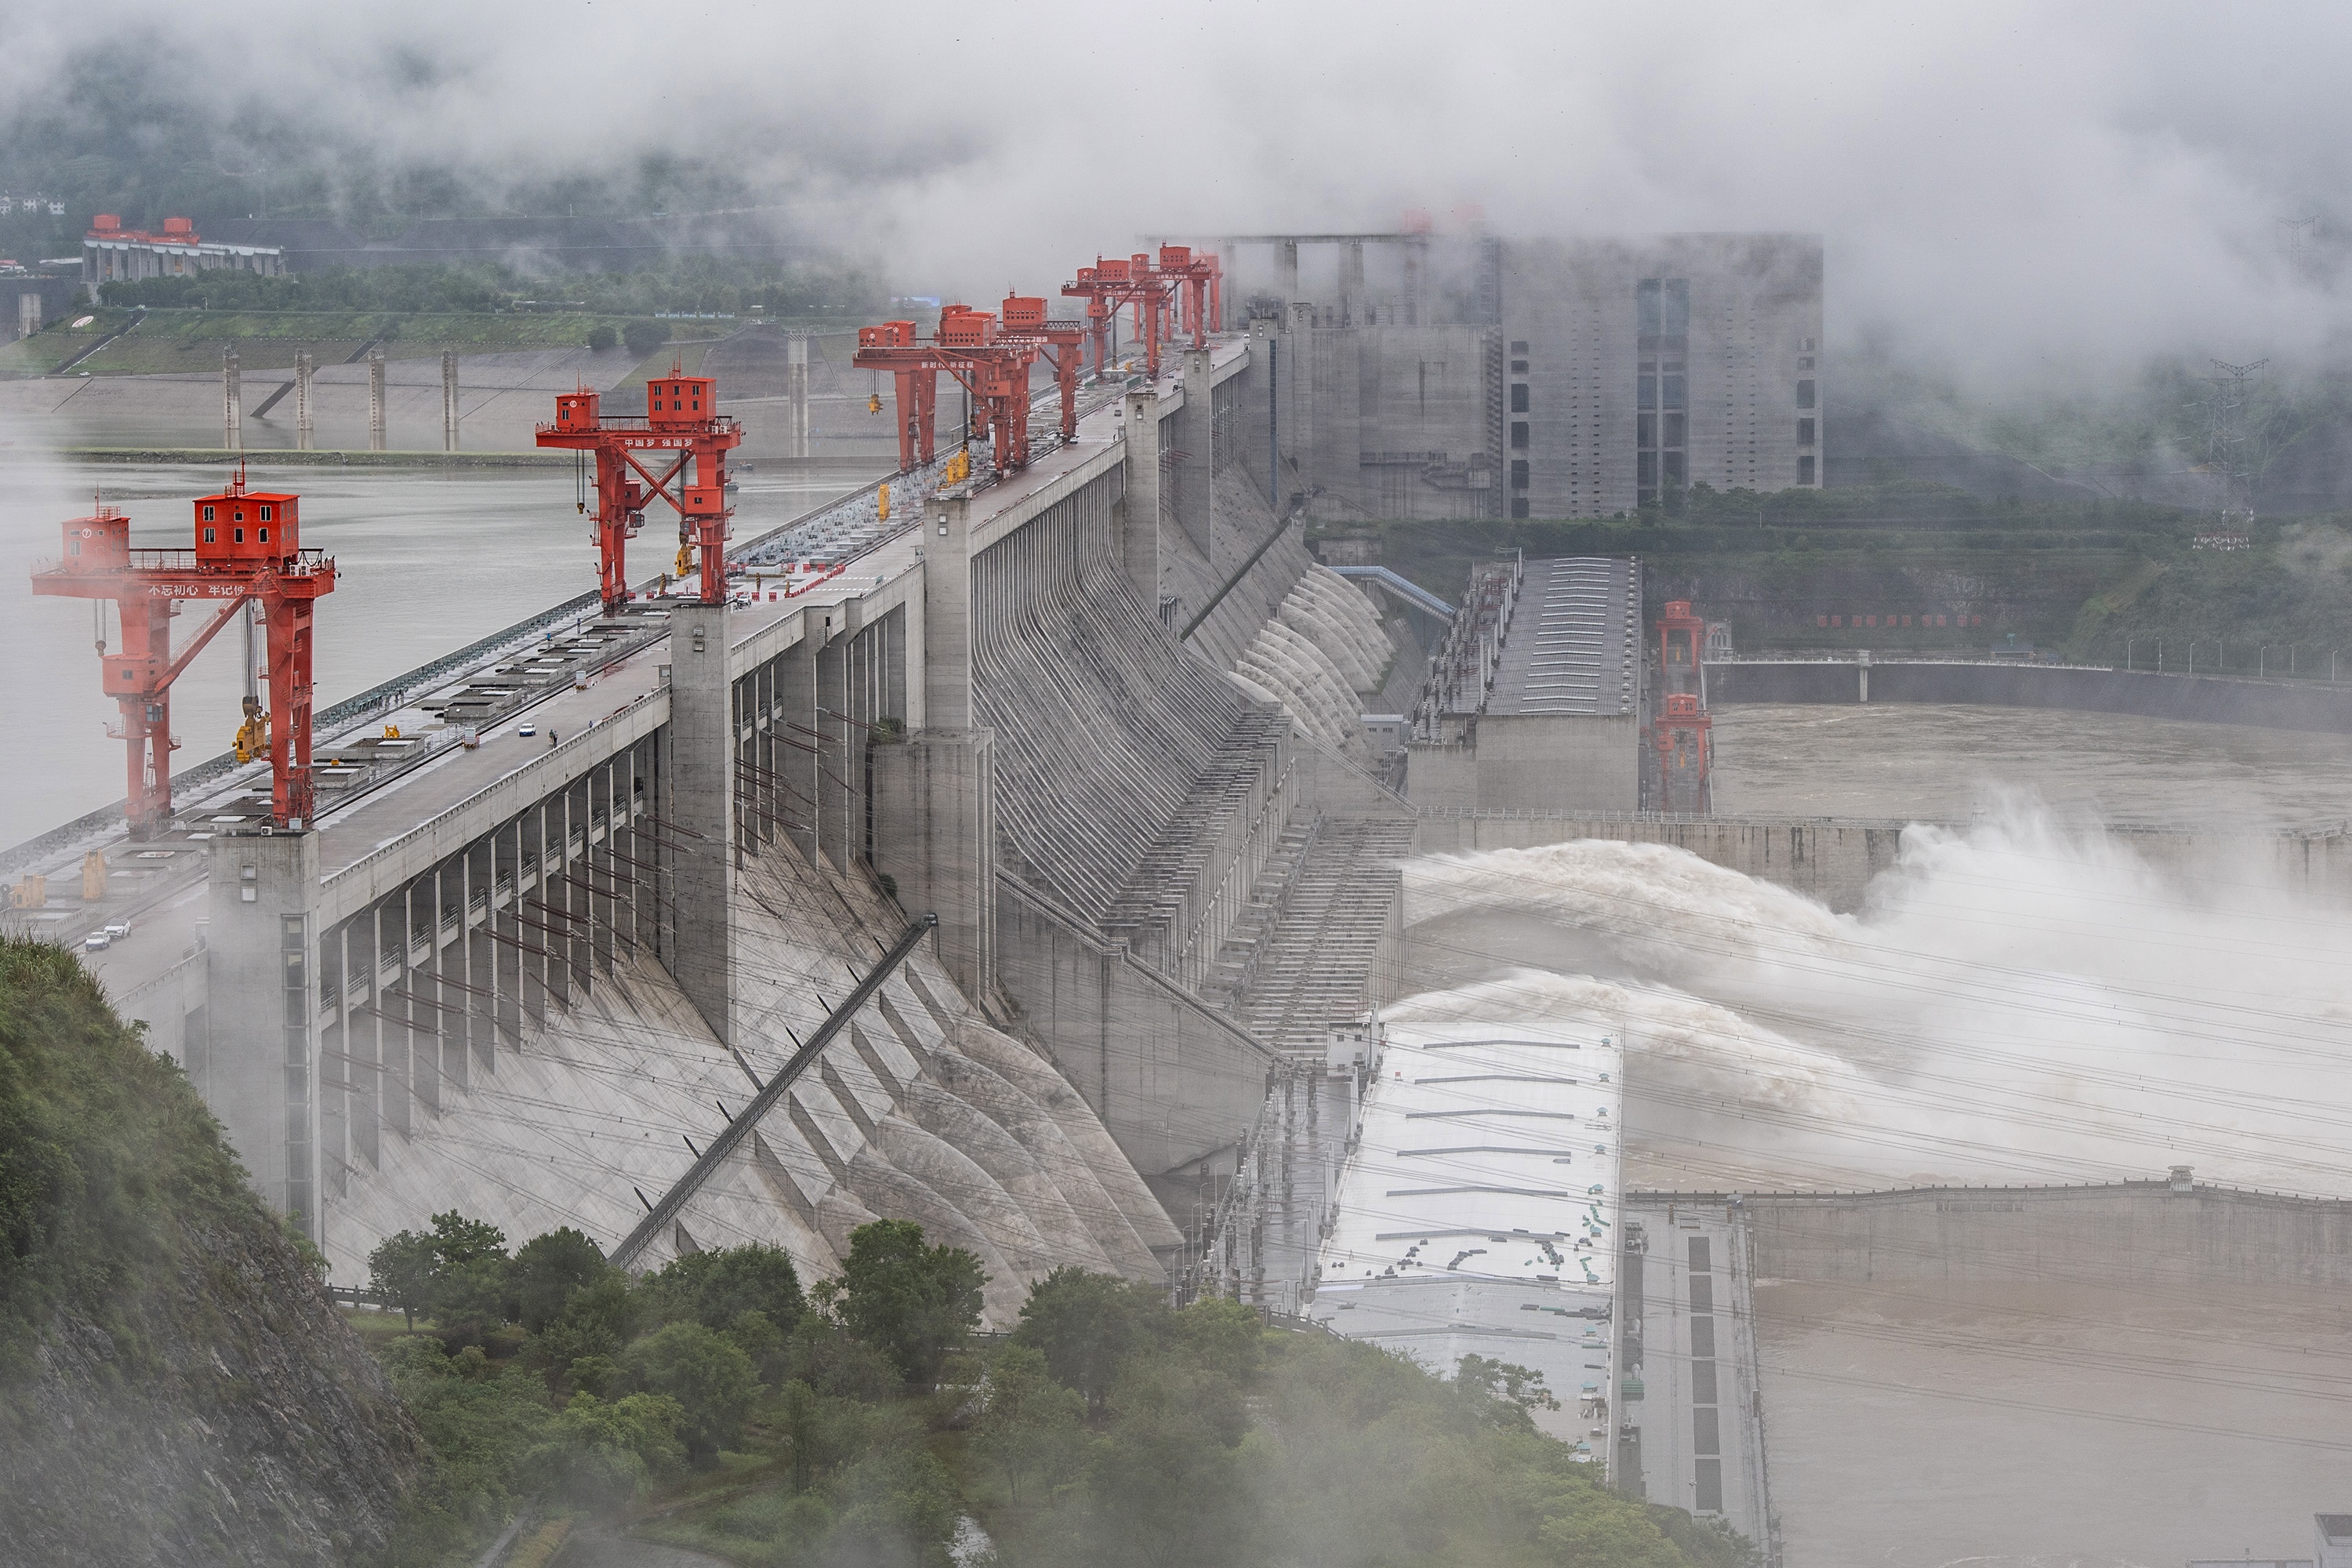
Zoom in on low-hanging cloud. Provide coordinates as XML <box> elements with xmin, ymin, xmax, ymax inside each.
<box><xmin>8</xmin><ymin>2</ymin><xmax>2352</xmax><ymax>376</ymax></box>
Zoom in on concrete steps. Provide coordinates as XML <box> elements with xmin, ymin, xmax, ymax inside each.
<box><xmin>1196</xmin><ymin>818</ymin><xmax>1317</xmax><ymax>1011</ymax></box>
<box><xmin>1229</xmin><ymin>817</ymin><xmax>1417</xmax><ymax>1054</ymax></box>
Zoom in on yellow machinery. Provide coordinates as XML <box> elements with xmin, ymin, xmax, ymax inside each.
<box><xmin>868</xmin><ymin>392</ymin><xmax>882</xmax><ymax>413</ymax></box>
<box><xmin>939</xmin><ymin>448</ymin><xmax>972</xmax><ymax>487</ymax></box>
<box><xmin>878</xmin><ymin>483</ymin><xmax>891</xmax><ymax>523</ymax></box>
<box><xmin>232</xmin><ymin>695</ymin><xmax>269</xmax><ymax>764</ymax></box>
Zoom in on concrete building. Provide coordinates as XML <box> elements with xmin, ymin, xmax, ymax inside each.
<box><xmin>82</xmin><ymin>216</ymin><xmax>285</xmax><ymax>289</ymax></box>
<box><xmin>1310</xmin><ymin>1016</ymin><xmax>1628</xmax><ymax>1465</ymax></box>
<box><xmin>1226</xmin><ymin>232</ymin><xmax>1822</xmax><ymax>521</ymax></box>
<box><xmin>1406</xmin><ymin>556</ymin><xmax>1646</xmax><ymax>811</ymax></box>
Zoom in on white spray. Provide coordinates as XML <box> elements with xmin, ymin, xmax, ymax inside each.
<box><xmin>1392</xmin><ymin>801</ymin><xmax>2352</xmax><ymax>1196</ymax></box>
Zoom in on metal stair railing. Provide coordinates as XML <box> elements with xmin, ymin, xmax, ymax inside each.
<box><xmin>606</xmin><ymin>912</ymin><xmax>937</xmax><ymax>1270</ymax></box>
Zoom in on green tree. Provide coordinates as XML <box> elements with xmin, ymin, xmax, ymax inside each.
<box><xmin>1455</xmin><ymin>1352</ymin><xmax>1561</xmax><ymax>1424</ymax></box>
<box><xmin>786</xmin><ymin>1309</ymin><xmax>902</xmax><ymax>1401</ymax></box>
<box><xmin>368</xmin><ymin>1229</ymin><xmax>437</xmax><ymax>1330</ymax></box>
<box><xmin>510</xmin><ymin>1227</ymin><xmax>608</xmax><ymax>1333</ymax></box>
<box><xmin>835</xmin><ymin>1220</ymin><xmax>986</xmax><ymax>1388</ymax></box>
<box><xmin>1013</xmin><ymin>1267</ymin><xmax>1161</xmax><ymax>1411</ymax></box>
<box><xmin>622</xmin><ymin>318</ymin><xmax>669</xmax><ymax>358</ymax></box>
<box><xmin>586</xmin><ymin>322</ymin><xmax>617</xmax><ymax>351</ymax></box>
<box><xmin>973</xmin><ymin>1344</ymin><xmax>1086</xmax><ymax>1505</ymax></box>
<box><xmin>644</xmin><ymin>1242</ymin><xmax>805</xmax><ymax>1338</ymax></box>
<box><xmin>622</xmin><ymin>1319</ymin><xmax>759</xmax><ymax>1465</ymax></box>
<box><xmin>770</xmin><ymin>1379</ymin><xmax>877</xmax><ymax>1493</ymax></box>
<box><xmin>521</xmin><ymin>1389</ymin><xmax>685</xmax><ymax>1509</ymax></box>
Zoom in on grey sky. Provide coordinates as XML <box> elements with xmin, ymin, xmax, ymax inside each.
<box><xmin>11</xmin><ymin>1</ymin><xmax>2352</xmax><ymax>372</ymax></box>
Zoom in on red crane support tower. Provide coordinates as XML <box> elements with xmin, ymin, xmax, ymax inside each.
<box><xmin>1658</xmin><ymin>599</ymin><xmax>1707</xmax><ymax>681</ymax></box>
<box><xmin>1061</xmin><ymin>246</ymin><xmax>1224</xmax><ymax>383</ymax></box>
<box><xmin>996</xmin><ymin>295</ymin><xmax>1087</xmax><ymax>445</ymax></box>
<box><xmin>535</xmin><ymin>365</ymin><xmax>742</xmax><ymax>614</ymax></box>
<box><xmin>31</xmin><ymin>470</ymin><xmax>337</xmax><ymax>836</ymax></box>
<box><xmin>1652</xmin><ymin>691</ymin><xmax>1713</xmax><ymax>812</ymax></box>
<box><xmin>854</xmin><ymin>299</ymin><xmax>1076</xmax><ymax>477</ymax></box>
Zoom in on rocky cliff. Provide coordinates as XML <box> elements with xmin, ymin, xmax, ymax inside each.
<box><xmin>0</xmin><ymin>936</ymin><xmax>423</xmax><ymax>1566</ymax></box>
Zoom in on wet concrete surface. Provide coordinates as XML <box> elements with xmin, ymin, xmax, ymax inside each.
<box><xmin>554</xmin><ymin>1526</ymin><xmax>734</xmax><ymax>1568</ymax></box>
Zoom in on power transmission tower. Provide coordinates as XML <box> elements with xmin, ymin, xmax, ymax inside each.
<box><xmin>2278</xmin><ymin>216</ymin><xmax>2318</xmax><ymax>271</ymax></box>
<box><xmin>2201</xmin><ymin>358</ymin><xmax>2267</xmax><ymax>535</ymax></box>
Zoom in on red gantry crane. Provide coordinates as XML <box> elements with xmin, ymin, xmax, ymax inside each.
<box><xmin>31</xmin><ymin>470</ymin><xmax>337</xmax><ymax>836</ymax></box>
<box><xmin>536</xmin><ymin>363</ymin><xmax>742</xmax><ymax>613</ymax></box>
<box><xmin>854</xmin><ymin>296</ymin><xmax>1085</xmax><ymax>477</ymax></box>
<box><xmin>1061</xmin><ymin>245</ymin><xmax>1223</xmax><ymax>382</ymax></box>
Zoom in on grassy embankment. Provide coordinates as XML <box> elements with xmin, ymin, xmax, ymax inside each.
<box><xmin>1325</xmin><ymin>480</ymin><xmax>2352</xmax><ymax>670</ymax></box>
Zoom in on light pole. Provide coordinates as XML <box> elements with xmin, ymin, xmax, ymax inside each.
<box><xmin>2125</xmin><ymin>637</ymin><xmax>2136</xmax><ymax>672</ymax></box>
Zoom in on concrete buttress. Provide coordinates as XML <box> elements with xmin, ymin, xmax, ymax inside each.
<box><xmin>206</xmin><ymin>831</ymin><xmax>321</xmax><ymax>1236</ymax></box>
<box><xmin>1174</xmin><ymin>347</ymin><xmax>1216</xmax><ymax>566</ymax></box>
<box><xmin>1120</xmin><ymin>392</ymin><xmax>1161</xmax><ymax>606</ymax></box>
<box><xmin>872</xmin><ymin>493</ymin><xmax>998</xmax><ymax>1000</ymax></box>
<box><xmin>667</xmin><ymin>601</ymin><xmax>737</xmax><ymax>1044</ymax></box>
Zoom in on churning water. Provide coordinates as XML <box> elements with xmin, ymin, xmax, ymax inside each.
<box><xmin>1392</xmin><ymin>803</ymin><xmax>2352</xmax><ymax>1198</ymax></box>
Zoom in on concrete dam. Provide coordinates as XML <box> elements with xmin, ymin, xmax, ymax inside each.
<box><xmin>16</xmin><ymin>333</ymin><xmax>1424</xmax><ymax>1306</ymax></box>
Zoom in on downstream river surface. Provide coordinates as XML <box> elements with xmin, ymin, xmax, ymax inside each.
<box><xmin>1711</xmin><ymin>701</ymin><xmax>2352</xmax><ymax>829</ymax></box>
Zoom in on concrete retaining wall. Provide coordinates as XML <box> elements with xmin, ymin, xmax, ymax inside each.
<box><xmin>1640</xmin><ymin>1183</ymin><xmax>2352</xmax><ymax>1287</ymax></box>
<box><xmin>996</xmin><ymin>875</ymin><xmax>1274</xmax><ymax>1179</ymax></box>
<box><xmin>1710</xmin><ymin>659</ymin><xmax>2352</xmax><ymax>734</ymax></box>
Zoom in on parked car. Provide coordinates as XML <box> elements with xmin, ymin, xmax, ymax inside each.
<box><xmin>101</xmin><ymin>921</ymin><xmax>131</xmax><ymax>938</ymax></box>
<box><xmin>518</xmin><ymin>723</ymin><xmax>537</xmax><ymax>737</ymax></box>
<box><xmin>83</xmin><ymin>931</ymin><xmax>111</xmax><ymax>951</ymax></box>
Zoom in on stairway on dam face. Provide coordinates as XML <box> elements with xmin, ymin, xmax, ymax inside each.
<box><xmin>1228</xmin><ymin>815</ymin><xmax>1416</xmax><ymax>1054</ymax></box>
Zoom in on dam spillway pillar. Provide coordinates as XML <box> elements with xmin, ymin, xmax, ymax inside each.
<box><xmin>223</xmin><ymin>347</ymin><xmax>241</xmax><ymax>452</ymax></box>
<box><xmin>368</xmin><ymin>348</ymin><xmax>387</xmax><ymax>452</ymax></box>
<box><xmin>205</xmin><ymin>831</ymin><xmax>322</xmax><ymax>1238</ymax></box>
<box><xmin>787</xmin><ymin>334</ymin><xmax>810</xmax><ymax>459</ymax></box>
<box><xmin>441</xmin><ymin>350</ymin><xmax>459</xmax><ymax>452</ymax></box>
<box><xmin>872</xmin><ymin>494</ymin><xmax>997</xmax><ymax>1000</ymax></box>
<box><xmin>778</xmin><ymin>610</ymin><xmax>826</xmax><ymax>869</ymax></box>
<box><xmin>294</xmin><ymin>350</ymin><xmax>314</xmax><ymax>451</ymax></box>
<box><xmin>1120</xmin><ymin>390</ymin><xmax>1162</xmax><ymax>607</ymax></box>
<box><xmin>1174</xmin><ymin>347</ymin><xmax>1217</xmax><ymax>568</ymax></box>
<box><xmin>666</xmin><ymin>601</ymin><xmax>738</xmax><ymax>1045</ymax></box>
<box><xmin>1276</xmin><ymin>238</ymin><xmax>1299</xmax><ymax>309</ymax></box>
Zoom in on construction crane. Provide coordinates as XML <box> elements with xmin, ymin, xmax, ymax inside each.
<box><xmin>1061</xmin><ymin>245</ymin><xmax>1223</xmax><ymax>382</ymax></box>
<box><xmin>31</xmin><ymin>470</ymin><xmax>337</xmax><ymax>836</ymax></box>
<box><xmin>535</xmin><ymin>362</ymin><xmax>742</xmax><ymax>613</ymax></box>
<box><xmin>996</xmin><ymin>295</ymin><xmax>1089</xmax><ymax>445</ymax></box>
<box><xmin>854</xmin><ymin>300</ymin><xmax>1067</xmax><ymax>477</ymax></box>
